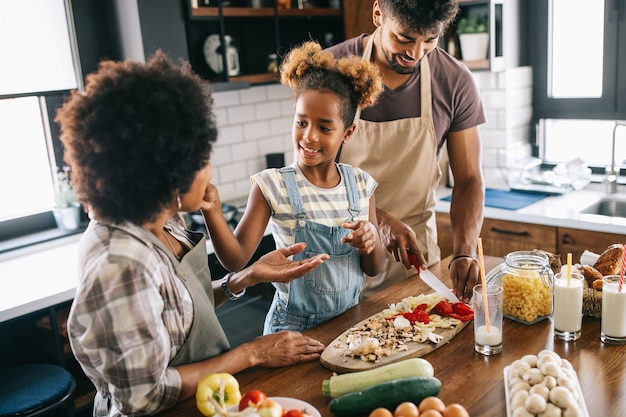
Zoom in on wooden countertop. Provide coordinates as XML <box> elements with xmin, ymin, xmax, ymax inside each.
<box><xmin>146</xmin><ymin>256</ymin><xmax>626</xmax><ymax>416</ymax></box>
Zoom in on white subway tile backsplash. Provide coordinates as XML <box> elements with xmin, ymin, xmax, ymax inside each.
<box><xmin>243</xmin><ymin>121</ymin><xmax>271</xmax><ymax>141</ymax></box>
<box><xmin>266</xmin><ymin>84</ymin><xmax>292</xmax><ymax>99</ymax></box>
<box><xmin>227</xmin><ymin>104</ymin><xmax>255</xmax><ymax>124</ymax></box>
<box><xmin>239</xmin><ymin>86</ymin><xmax>268</xmax><ymax>104</ymax></box>
<box><xmin>217</xmin><ymin>124</ymin><xmax>244</xmax><ymax>145</ymax></box>
<box><xmin>269</xmin><ymin>116</ymin><xmax>293</xmax><ymax>136</ymax></box>
<box><xmin>218</xmin><ymin>160</ymin><xmax>248</xmax><ymax>182</ymax></box>
<box><xmin>256</xmin><ymin>101</ymin><xmax>282</xmax><ymax>119</ymax></box>
<box><xmin>213</xmin><ymin>90</ymin><xmax>240</xmax><ymax>108</ymax></box>
<box><xmin>211</xmin><ymin>144</ymin><xmax>232</xmax><ymax>167</ymax></box>
<box><xmin>231</xmin><ymin>141</ymin><xmax>260</xmax><ymax>162</ymax></box>
<box><xmin>213</xmin><ymin>107</ymin><xmax>228</xmax><ymax>128</ymax></box>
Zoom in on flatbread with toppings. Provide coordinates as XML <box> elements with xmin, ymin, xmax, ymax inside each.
<box><xmin>320</xmin><ymin>294</ymin><xmax>473</xmax><ymax>372</ymax></box>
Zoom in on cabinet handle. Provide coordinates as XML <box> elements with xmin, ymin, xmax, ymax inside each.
<box><xmin>489</xmin><ymin>226</ymin><xmax>530</xmax><ymax>237</ymax></box>
<box><xmin>561</xmin><ymin>234</ymin><xmax>573</xmax><ymax>245</ymax></box>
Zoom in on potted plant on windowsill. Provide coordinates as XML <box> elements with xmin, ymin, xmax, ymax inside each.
<box><xmin>456</xmin><ymin>15</ymin><xmax>489</xmax><ymax>61</ymax></box>
<box><xmin>52</xmin><ymin>166</ymin><xmax>81</xmax><ymax>231</ymax></box>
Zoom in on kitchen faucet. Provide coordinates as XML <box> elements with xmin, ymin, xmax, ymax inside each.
<box><xmin>607</xmin><ymin>120</ymin><xmax>626</xmax><ymax>194</ymax></box>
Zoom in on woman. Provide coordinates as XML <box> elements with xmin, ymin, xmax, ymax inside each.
<box><xmin>57</xmin><ymin>51</ymin><xmax>327</xmax><ymax>417</ymax></box>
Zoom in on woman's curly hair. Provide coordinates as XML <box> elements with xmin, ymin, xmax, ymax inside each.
<box><xmin>378</xmin><ymin>0</ymin><xmax>459</xmax><ymax>36</ymax></box>
<box><xmin>280</xmin><ymin>41</ymin><xmax>383</xmax><ymax>128</ymax></box>
<box><xmin>55</xmin><ymin>50</ymin><xmax>218</xmax><ymax>225</ymax></box>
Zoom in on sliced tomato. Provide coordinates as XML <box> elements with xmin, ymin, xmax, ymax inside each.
<box><xmin>451</xmin><ymin>302</ymin><xmax>473</xmax><ymax>316</ymax></box>
<box><xmin>432</xmin><ymin>300</ymin><xmax>452</xmax><ymax>316</ymax></box>
<box><xmin>238</xmin><ymin>389</ymin><xmax>268</xmax><ymax>411</ymax></box>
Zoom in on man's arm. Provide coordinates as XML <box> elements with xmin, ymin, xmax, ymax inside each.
<box><xmin>447</xmin><ymin>126</ymin><xmax>485</xmax><ymax>302</ymax></box>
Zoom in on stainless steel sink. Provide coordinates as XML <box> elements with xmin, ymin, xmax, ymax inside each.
<box><xmin>580</xmin><ymin>197</ymin><xmax>626</xmax><ymax>218</ymax></box>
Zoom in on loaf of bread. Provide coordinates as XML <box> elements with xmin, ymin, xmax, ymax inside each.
<box><xmin>580</xmin><ymin>265</ymin><xmax>603</xmax><ymax>289</ymax></box>
<box><xmin>593</xmin><ymin>243</ymin><xmax>624</xmax><ymax>276</ymax></box>
<box><xmin>531</xmin><ymin>249</ymin><xmax>562</xmax><ymax>275</ymax></box>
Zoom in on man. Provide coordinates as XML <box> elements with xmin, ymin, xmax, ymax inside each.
<box><xmin>326</xmin><ymin>0</ymin><xmax>485</xmax><ymax>302</ymax></box>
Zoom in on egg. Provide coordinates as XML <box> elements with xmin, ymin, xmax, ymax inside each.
<box><xmin>442</xmin><ymin>403</ymin><xmax>470</xmax><ymax>417</ymax></box>
<box><xmin>419</xmin><ymin>410</ymin><xmax>443</xmax><ymax>417</ymax></box>
<box><xmin>418</xmin><ymin>397</ymin><xmax>446</xmax><ymax>413</ymax></box>
<box><xmin>394</xmin><ymin>401</ymin><xmax>419</xmax><ymax>417</ymax></box>
<box><xmin>369</xmin><ymin>407</ymin><xmax>394</xmax><ymax>417</ymax></box>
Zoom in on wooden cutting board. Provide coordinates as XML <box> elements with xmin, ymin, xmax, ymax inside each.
<box><xmin>320</xmin><ymin>311</ymin><xmax>471</xmax><ymax>373</ymax></box>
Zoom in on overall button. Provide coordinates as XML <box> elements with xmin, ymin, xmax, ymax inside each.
<box><xmin>272</xmin><ymin>319</ymin><xmax>280</xmax><ymax>326</ymax></box>
<box><xmin>276</xmin><ymin>305</ymin><xmax>284</xmax><ymax>313</ymax></box>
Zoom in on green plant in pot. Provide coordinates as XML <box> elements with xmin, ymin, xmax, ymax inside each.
<box><xmin>456</xmin><ymin>15</ymin><xmax>489</xmax><ymax>61</ymax></box>
<box><xmin>52</xmin><ymin>166</ymin><xmax>81</xmax><ymax>231</ymax></box>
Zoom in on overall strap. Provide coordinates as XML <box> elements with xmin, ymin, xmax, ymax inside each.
<box><xmin>279</xmin><ymin>166</ymin><xmax>307</xmax><ymax>220</ymax></box>
<box><xmin>338</xmin><ymin>163</ymin><xmax>361</xmax><ymax>220</ymax></box>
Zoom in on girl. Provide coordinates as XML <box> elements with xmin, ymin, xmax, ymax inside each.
<box><xmin>205</xmin><ymin>41</ymin><xmax>385</xmax><ymax>333</ymax></box>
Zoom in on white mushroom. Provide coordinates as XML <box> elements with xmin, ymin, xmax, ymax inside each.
<box><xmin>538</xmin><ymin>403</ymin><xmax>563</xmax><ymax>417</ymax></box>
<box><xmin>523</xmin><ymin>368</ymin><xmax>545</xmax><ymax>385</ymax></box>
<box><xmin>529</xmin><ymin>384</ymin><xmax>550</xmax><ymax>400</ymax></box>
<box><xmin>538</xmin><ymin>350</ymin><xmax>562</xmax><ymax>366</ymax></box>
<box><xmin>510</xmin><ymin>360</ymin><xmax>532</xmax><ymax>378</ymax></box>
<box><xmin>510</xmin><ymin>381</ymin><xmax>532</xmax><ymax>398</ymax></box>
<box><xmin>521</xmin><ymin>354</ymin><xmax>538</xmax><ymax>368</ymax></box>
<box><xmin>511</xmin><ymin>390</ymin><xmax>530</xmax><ymax>410</ymax></box>
<box><xmin>539</xmin><ymin>361</ymin><xmax>563</xmax><ymax>378</ymax></box>
<box><xmin>540</xmin><ymin>375</ymin><xmax>558</xmax><ymax>389</ymax></box>
<box><xmin>512</xmin><ymin>406</ymin><xmax>534</xmax><ymax>417</ymax></box>
<box><xmin>525</xmin><ymin>393</ymin><xmax>548</xmax><ymax>414</ymax></box>
<box><xmin>562</xmin><ymin>405</ymin><xmax>584</xmax><ymax>417</ymax></box>
<box><xmin>549</xmin><ymin>386</ymin><xmax>576</xmax><ymax>409</ymax></box>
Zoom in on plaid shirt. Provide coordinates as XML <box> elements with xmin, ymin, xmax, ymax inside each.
<box><xmin>68</xmin><ymin>217</ymin><xmax>193</xmax><ymax>416</ymax></box>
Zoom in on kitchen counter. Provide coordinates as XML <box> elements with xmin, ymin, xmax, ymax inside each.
<box><xmin>435</xmin><ymin>183</ymin><xmax>626</xmax><ymax>235</ymax></box>
<box><xmin>157</xmin><ymin>255</ymin><xmax>626</xmax><ymax>417</ymax></box>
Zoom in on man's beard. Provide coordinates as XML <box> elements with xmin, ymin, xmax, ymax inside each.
<box><xmin>384</xmin><ymin>49</ymin><xmax>419</xmax><ymax>75</ymax></box>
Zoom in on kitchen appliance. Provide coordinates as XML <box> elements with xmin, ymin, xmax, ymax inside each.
<box><xmin>203</xmin><ymin>34</ymin><xmax>241</xmax><ymax>76</ymax></box>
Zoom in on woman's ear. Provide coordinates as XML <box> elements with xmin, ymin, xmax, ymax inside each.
<box><xmin>343</xmin><ymin>124</ymin><xmax>356</xmax><ymax>143</ymax></box>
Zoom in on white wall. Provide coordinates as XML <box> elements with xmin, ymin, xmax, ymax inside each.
<box><xmin>211</xmin><ymin>66</ymin><xmax>534</xmax><ymax>202</ymax></box>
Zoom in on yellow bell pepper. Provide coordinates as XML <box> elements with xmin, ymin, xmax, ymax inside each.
<box><xmin>196</xmin><ymin>373</ymin><xmax>242</xmax><ymax>417</ymax></box>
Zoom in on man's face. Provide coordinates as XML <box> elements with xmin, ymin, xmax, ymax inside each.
<box><xmin>373</xmin><ymin>2</ymin><xmax>442</xmax><ymax>75</ymax></box>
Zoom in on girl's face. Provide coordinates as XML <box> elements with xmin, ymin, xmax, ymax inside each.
<box><xmin>292</xmin><ymin>90</ymin><xmax>355</xmax><ymax>168</ymax></box>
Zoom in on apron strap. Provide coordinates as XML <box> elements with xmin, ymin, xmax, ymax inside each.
<box><xmin>279</xmin><ymin>166</ymin><xmax>307</xmax><ymax>220</ymax></box>
<box><xmin>338</xmin><ymin>163</ymin><xmax>361</xmax><ymax>220</ymax></box>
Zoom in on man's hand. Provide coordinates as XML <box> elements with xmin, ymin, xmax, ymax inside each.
<box><xmin>449</xmin><ymin>256</ymin><xmax>480</xmax><ymax>303</ymax></box>
<box><xmin>377</xmin><ymin>209</ymin><xmax>426</xmax><ymax>270</ymax></box>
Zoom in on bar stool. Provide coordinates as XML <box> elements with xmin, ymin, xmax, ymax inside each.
<box><xmin>0</xmin><ymin>364</ymin><xmax>76</xmax><ymax>417</ymax></box>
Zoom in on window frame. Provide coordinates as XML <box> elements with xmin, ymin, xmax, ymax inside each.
<box><xmin>530</xmin><ymin>0</ymin><xmax>626</xmax><ymax>120</ymax></box>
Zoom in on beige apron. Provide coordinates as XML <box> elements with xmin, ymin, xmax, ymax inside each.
<box><xmin>340</xmin><ymin>30</ymin><xmax>441</xmax><ymax>298</ymax></box>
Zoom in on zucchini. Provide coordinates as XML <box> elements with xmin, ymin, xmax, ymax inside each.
<box><xmin>329</xmin><ymin>376</ymin><xmax>442</xmax><ymax>416</ymax></box>
<box><xmin>322</xmin><ymin>358</ymin><xmax>434</xmax><ymax>398</ymax></box>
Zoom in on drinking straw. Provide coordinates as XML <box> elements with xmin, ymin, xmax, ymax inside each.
<box><xmin>567</xmin><ymin>253</ymin><xmax>572</xmax><ymax>286</ymax></box>
<box><xmin>476</xmin><ymin>237</ymin><xmax>490</xmax><ymax>331</ymax></box>
<box><xmin>619</xmin><ymin>245</ymin><xmax>625</xmax><ymax>293</ymax></box>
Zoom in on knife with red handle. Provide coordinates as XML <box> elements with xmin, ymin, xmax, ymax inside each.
<box><xmin>408</xmin><ymin>252</ymin><xmax>460</xmax><ymax>303</ymax></box>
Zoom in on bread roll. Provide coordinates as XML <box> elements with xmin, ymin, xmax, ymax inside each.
<box><xmin>593</xmin><ymin>243</ymin><xmax>624</xmax><ymax>276</ymax></box>
<box><xmin>581</xmin><ymin>265</ymin><xmax>603</xmax><ymax>288</ymax></box>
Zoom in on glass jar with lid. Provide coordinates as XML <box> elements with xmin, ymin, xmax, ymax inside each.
<box><xmin>489</xmin><ymin>251</ymin><xmax>554</xmax><ymax>324</ymax></box>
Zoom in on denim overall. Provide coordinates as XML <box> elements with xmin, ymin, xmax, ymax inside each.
<box><xmin>263</xmin><ymin>164</ymin><xmax>364</xmax><ymax>333</ymax></box>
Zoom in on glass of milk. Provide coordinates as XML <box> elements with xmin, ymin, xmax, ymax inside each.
<box><xmin>473</xmin><ymin>284</ymin><xmax>503</xmax><ymax>355</ymax></box>
<box><xmin>553</xmin><ymin>272</ymin><xmax>584</xmax><ymax>341</ymax></box>
<box><xmin>601</xmin><ymin>275</ymin><xmax>626</xmax><ymax>345</ymax></box>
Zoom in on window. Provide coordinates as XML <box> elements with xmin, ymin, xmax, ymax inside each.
<box><xmin>0</xmin><ymin>0</ymin><xmax>81</xmax><ymax>248</ymax></box>
<box><xmin>530</xmin><ymin>0</ymin><xmax>626</xmax><ymax>167</ymax></box>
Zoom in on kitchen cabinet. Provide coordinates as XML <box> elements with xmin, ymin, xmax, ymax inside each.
<box><xmin>437</xmin><ymin>212</ymin><xmax>625</xmax><ymax>264</ymax></box>
<box><xmin>436</xmin><ymin>212</ymin><xmax>557</xmax><ymax>258</ymax></box>
<box><xmin>184</xmin><ymin>0</ymin><xmax>344</xmax><ymax>85</ymax></box>
<box><xmin>557</xmin><ymin>227</ymin><xmax>625</xmax><ymax>265</ymax></box>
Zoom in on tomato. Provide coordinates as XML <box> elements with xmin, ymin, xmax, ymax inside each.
<box><xmin>238</xmin><ymin>389</ymin><xmax>268</xmax><ymax>411</ymax></box>
<box><xmin>284</xmin><ymin>409</ymin><xmax>313</xmax><ymax>417</ymax></box>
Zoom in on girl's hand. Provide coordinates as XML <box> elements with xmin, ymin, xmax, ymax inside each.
<box><xmin>341</xmin><ymin>220</ymin><xmax>379</xmax><ymax>255</ymax></box>
<box><xmin>199</xmin><ymin>183</ymin><xmax>222</xmax><ymax>214</ymax></box>
<box><xmin>247</xmin><ymin>243</ymin><xmax>329</xmax><ymax>285</ymax></box>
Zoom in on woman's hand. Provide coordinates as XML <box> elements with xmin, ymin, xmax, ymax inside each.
<box><xmin>246</xmin><ymin>331</ymin><xmax>325</xmax><ymax>367</ymax></box>
<box><xmin>247</xmin><ymin>243</ymin><xmax>329</xmax><ymax>285</ymax></box>
<box><xmin>341</xmin><ymin>220</ymin><xmax>379</xmax><ymax>255</ymax></box>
